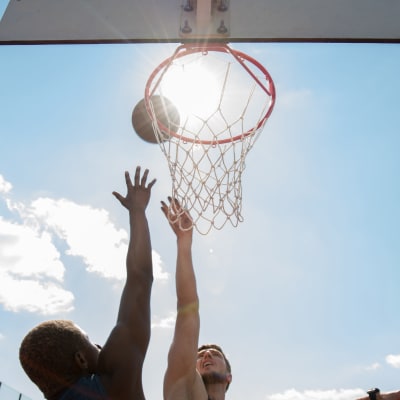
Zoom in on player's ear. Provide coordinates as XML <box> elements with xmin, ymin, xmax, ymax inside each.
<box><xmin>74</xmin><ymin>351</ymin><xmax>88</xmax><ymax>370</ymax></box>
<box><xmin>225</xmin><ymin>373</ymin><xmax>232</xmax><ymax>390</ymax></box>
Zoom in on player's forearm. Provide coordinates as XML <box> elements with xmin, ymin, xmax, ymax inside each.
<box><xmin>116</xmin><ymin>209</ymin><xmax>153</xmax><ymax>329</ymax></box>
<box><xmin>176</xmin><ymin>240</ymin><xmax>198</xmax><ymax>310</ymax></box>
<box><xmin>126</xmin><ymin>209</ymin><xmax>153</xmax><ymax>280</ymax></box>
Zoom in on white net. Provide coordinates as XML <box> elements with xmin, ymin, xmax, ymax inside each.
<box><xmin>146</xmin><ymin>43</ymin><xmax>275</xmax><ymax>235</ymax></box>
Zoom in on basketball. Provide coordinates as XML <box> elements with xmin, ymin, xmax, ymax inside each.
<box><xmin>132</xmin><ymin>95</ymin><xmax>180</xmax><ymax>144</ymax></box>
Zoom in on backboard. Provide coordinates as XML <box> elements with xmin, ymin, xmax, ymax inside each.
<box><xmin>1</xmin><ymin>0</ymin><xmax>400</xmax><ymax>45</ymax></box>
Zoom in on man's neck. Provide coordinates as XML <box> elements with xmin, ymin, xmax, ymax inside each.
<box><xmin>205</xmin><ymin>383</ymin><xmax>226</xmax><ymax>400</ymax></box>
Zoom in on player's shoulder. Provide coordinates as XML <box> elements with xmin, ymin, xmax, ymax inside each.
<box><xmin>192</xmin><ymin>370</ymin><xmax>209</xmax><ymax>400</ymax></box>
<box><xmin>164</xmin><ymin>371</ymin><xmax>208</xmax><ymax>400</ymax></box>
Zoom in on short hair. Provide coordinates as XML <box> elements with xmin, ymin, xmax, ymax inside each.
<box><xmin>198</xmin><ymin>344</ymin><xmax>232</xmax><ymax>391</ymax></box>
<box><xmin>19</xmin><ymin>320</ymin><xmax>91</xmax><ymax>399</ymax></box>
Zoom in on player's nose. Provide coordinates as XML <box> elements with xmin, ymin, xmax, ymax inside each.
<box><xmin>203</xmin><ymin>350</ymin><xmax>212</xmax><ymax>359</ymax></box>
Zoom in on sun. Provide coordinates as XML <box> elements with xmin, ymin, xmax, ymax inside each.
<box><xmin>159</xmin><ymin>61</ymin><xmax>222</xmax><ymax>120</ymax></box>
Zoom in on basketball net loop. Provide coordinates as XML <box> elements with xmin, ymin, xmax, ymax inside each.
<box><xmin>145</xmin><ymin>43</ymin><xmax>275</xmax><ymax>234</ymax></box>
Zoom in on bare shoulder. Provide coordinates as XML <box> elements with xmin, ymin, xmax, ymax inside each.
<box><xmin>164</xmin><ymin>371</ymin><xmax>208</xmax><ymax>400</ymax></box>
<box><xmin>192</xmin><ymin>370</ymin><xmax>209</xmax><ymax>400</ymax></box>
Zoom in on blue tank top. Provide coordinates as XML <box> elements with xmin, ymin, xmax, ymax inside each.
<box><xmin>57</xmin><ymin>375</ymin><xmax>108</xmax><ymax>400</ymax></box>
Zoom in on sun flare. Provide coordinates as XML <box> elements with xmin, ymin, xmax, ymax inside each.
<box><xmin>159</xmin><ymin>62</ymin><xmax>221</xmax><ymax>120</ymax></box>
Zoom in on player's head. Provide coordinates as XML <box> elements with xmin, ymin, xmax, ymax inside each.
<box><xmin>19</xmin><ymin>320</ymin><xmax>101</xmax><ymax>399</ymax></box>
<box><xmin>197</xmin><ymin>344</ymin><xmax>232</xmax><ymax>392</ymax></box>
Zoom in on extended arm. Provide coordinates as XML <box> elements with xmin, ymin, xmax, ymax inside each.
<box><xmin>162</xmin><ymin>198</ymin><xmax>206</xmax><ymax>400</ymax></box>
<box><xmin>99</xmin><ymin>166</ymin><xmax>156</xmax><ymax>400</ymax></box>
<box><xmin>115</xmin><ymin>167</ymin><xmax>155</xmax><ymax>346</ymax></box>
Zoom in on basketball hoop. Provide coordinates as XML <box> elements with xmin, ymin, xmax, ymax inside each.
<box><xmin>145</xmin><ymin>42</ymin><xmax>275</xmax><ymax>234</ymax></box>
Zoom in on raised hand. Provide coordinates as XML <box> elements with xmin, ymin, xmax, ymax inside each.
<box><xmin>161</xmin><ymin>197</ymin><xmax>193</xmax><ymax>239</ymax></box>
<box><xmin>113</xmin><ymin>166</ymin><xmax>156</xmax><ymax>212</ymax></box>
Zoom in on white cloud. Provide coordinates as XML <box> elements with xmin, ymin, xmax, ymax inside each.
<box><xmin>0</xmin><ymin>271</ymin><xmax>74</xmax><ymax>314</ymax></box>
<box><xmin>151</xmin><ymin>312</ymin><xmax>176</xmax><ymax>329</ymax></box>
<box><xmin>0</xmin><ymin>217</ymin><xmax>73</xmax><ymax>315</ymax></box>
<box><xmin>28</xmin><ymin>197</ymin><xmax>128</xmax><ymax>279</ymax></box>
<box><xmin>25</xmin><ymin>197</ymin><xmax>168</xmax><ymax>281</ymax></box>
<box><xmin>267</xmin><ymin>388</ymin><xmax>365</xmax><ymax>400</ymax></box>
<box><xmin>386</xmin><ymin>354</ymin><xmax>400</xmax><ymax>368</ymax></box>
<box><xmin>152</xmin><ymin>250</ymin><xmax>169</xmax><ymax>281</ymax></box>
<box><xmin>0</xmin><ymin>188</ymin><xmax>169</xmax><ymax>315</ymax></box>
<box><xmin>0</xmin><ymin>174</ymin><xmax>12</xmax><ymax>194</ymax></box>
<box><xmin>0</xmin><ymin>218</ymin><xmax>65</xmax><ymax>280</ymax></box>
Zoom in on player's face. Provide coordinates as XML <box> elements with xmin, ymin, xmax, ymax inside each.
<box><xmin>196</xmin><ymin>348</ymin><xmax>227</xmax><ymax>375</ymax></box>
<box><xmin>86</xmin><ymin>342</ymin><xmax>101</xmax><ymax>371</ymax></box>
<box><xmin>75</xmin><ymin>325</ymin><xmax>101</xmax><ymax>371</ymax></box>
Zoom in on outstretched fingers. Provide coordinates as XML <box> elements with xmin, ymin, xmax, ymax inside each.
<box><xmin>125</xmin><ymin>170</ymin><xmax>133</xmax><ymax>187</ymax></box>
<box><xmin>133</xmin><ymin>166</ymin><xmax>156</xmax><ymax>190</ymax></box>
<box><xmin>126</xmin><ymin>166</ymin><xmax>156</xmax><ymax>189</ymax></box>
<box><xmin>115</xmin><ymin>166</ymin><xmax>156</xmax><ymax>211</ymax></box>
<box><xmin>112</xmin><ymin>191</ymin><xmax>124</xmax><ymax>203</ymax></box>
<box><xmin>161</xmin><ymin>197</ymin><xmax>193</xmax><ymax>232</ymax></box>
<box><xmin>133</xmin><ymin>166</ymin><xmax>142</xmax><ymax>187</ymax></box>
<box><xmin>167</xmin><ymin>196</ymin><xmax>183</xmax><ymax>214</ymax></box>
<box><xmin>161</xmin><ymin>197</ymin><xmax>178</xmax><ymax>218</ymax></box>
<box><xmin>140</xmin><ymin>167</ymin><xmax>149</xmax><ymax>186</ymax></box>
<box><xmin>160</xmin><ymin>200</ymin><xmax>168</xmax><ymax>218</ymax></box>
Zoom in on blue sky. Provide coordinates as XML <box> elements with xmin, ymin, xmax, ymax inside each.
<box><xmin>1</xmin><ymin>3</ymin><xmax>400</xmax><ymax>400</ymax></box>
